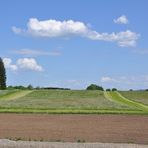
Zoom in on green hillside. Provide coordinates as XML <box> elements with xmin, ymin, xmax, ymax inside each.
<box><xmin>0</xmin><ymin>89</ymin><xmax>148</xmax><ymax>114</ymax></box>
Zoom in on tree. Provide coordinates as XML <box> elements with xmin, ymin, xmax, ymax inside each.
<box><xmin>112</xmin><ymin>88</ymin><xmax>117</xmax><ymax>91</ymax></box>
<box><xmin>0</xmin><ymin>58</ymin><xmax>6</xmax><ymax>89</ymax></box>
<box><xmin>106</xmin><ymin>88</ymin><xmax>111</xmax><ymax>91</ymax></box>
<box><xmin>36</xmin><ymin>86</ymin><xmax>40</xmax><ymax>90</ymax></box>
<box><xmin>27</xmin><ymin>84</ymin><xmax>33</xmax><ymax>90</ymax></box>
<box><xmin>86</xmin><ymin>84</ymin><xmax>104</xmax><ymax>91</ymax></box>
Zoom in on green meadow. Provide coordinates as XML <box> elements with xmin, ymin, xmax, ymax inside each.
<box><xmin>0</xmin><ymin>89</ymin><xmax>148</xmax><ymax>114</ymax></box>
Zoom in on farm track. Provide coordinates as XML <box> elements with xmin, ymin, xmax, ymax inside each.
<box><xmin>0</xmin><ymin>114</ymin><xmax>148</xmax><ymax>144</ymax></box>
<box><xmin>0</xmin><ymin>140</ymin><xmax>148</xmax><ymax>148</ymax></box>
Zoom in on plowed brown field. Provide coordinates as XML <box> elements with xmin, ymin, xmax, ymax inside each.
<box><xmin>0</xmin><ymin>114</ymin><xmax>148</xmax><ymax>144</ymax></box>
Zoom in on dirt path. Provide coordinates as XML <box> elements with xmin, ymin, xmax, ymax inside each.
<box><xmin>0</xmin><ymin>140</ymin><xmax>147</xmax><ymax>148</ymax></box>
<box><xmin>0</xmin><ymin>114</ymin><xmax>148</xmax><ymax>144</ymax></box>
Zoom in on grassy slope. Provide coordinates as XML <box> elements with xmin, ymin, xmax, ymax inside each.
<box><xmin>104</xmin><ymin>91</ymin><xmax>148</xmax><ymax>111</ymax></box>
<box><xmin>120</xmin><ymin>91</ymin><xmax>148</xmax><ymax>105</ymax></box>
<box><xmin>0</xmin><ymin>90</ymin><xmax>148</xmax><ymax>114</ymax></box>
<box><xmin>0</xmin><ymin>90</ymin><xmax>32</xmax><ymax>100</ymax></box>
<box><xmin>0</xmin><ymin>90</ymin><xmax>125</xmax><ymax>110</ymax></box>
<box><xmin>0</xmin><ymin>90</ymin><xmax>19</xmax><ymax>98</ymax></box>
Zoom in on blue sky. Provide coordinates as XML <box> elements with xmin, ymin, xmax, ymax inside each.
<box><xmin>0</xmin><ymin>0</ymin><xmax>148</xmax><ymax>90</ymax></box>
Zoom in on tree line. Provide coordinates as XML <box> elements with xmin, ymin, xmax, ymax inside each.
<box><xmin>86</xmin><ymin>84</ymin><xmax>117</xmax><ymax>91</ymax></box>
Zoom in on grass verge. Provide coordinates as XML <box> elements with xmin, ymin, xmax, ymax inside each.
<box><xmin>0</xmin><ymin>107</ymin><xmax>148</xmax><ymax>115</ymax></box>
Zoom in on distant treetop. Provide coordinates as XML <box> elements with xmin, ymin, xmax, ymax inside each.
<box><xmin>86</xmin><ymin>84</ymin><xmax>104</xmax><ymax>91</ymax></box>
<box><xmin>112</xmin><ymin>88</ymin><xmax>117</xmax><ymax>91</ymax></box>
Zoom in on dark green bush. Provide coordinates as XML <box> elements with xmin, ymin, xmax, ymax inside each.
<box><xmin>86</xmin><ymin>84</ymin><xmax>104</xmax><ymax>91</ymax></box>
<box><xmin>112</xmin><ymin>88</ymin><xmax>117</xmax><ymax>91</ymax></box>
<box><xmin>106</xmin><ymin>88</ymin><xmax>111</xmax><ymax>91</ymax></box>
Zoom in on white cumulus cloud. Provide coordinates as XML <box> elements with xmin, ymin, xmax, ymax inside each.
<box><xmin>3</xmin><ymin>58</ymin><xmax>43</xmax><ymax>72</ymax></box>
<box><xmin>114</xmin><ymin>15</ymin><xmax>129</xmax><ymax>24</ymax></box>
<box><xmin>3</xmin><ymin>58</ymin><xmax>18</xmax><ymax>71</ymax></box>
<box><xmin>12</xmin><ymin>18</ymin><xmax>139</xmax><ymax>47</ymax></box>
<box><xmin>17</xmin><ymin>58</ymin><xmax>43</xmax><ymax>71</ymax></box>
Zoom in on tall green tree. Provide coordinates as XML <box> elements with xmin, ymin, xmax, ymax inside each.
<box><xmin>0</xmin><ymin>58</ymin><xmax>6</xmax><ymax>89</ymax></box>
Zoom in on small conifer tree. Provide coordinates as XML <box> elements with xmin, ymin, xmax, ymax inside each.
<box><xmin>0</xmin><ymin>58</ymin><xmax>6</xmax><ymax>89</ymax></box>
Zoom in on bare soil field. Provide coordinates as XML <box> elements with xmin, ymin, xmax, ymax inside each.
<box><xmin>0</xmin><ymin>114</ymin><xmax>148</xmax><ymax>144</ymax></box>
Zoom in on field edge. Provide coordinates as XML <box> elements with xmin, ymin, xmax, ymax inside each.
<box><xmin>0</xmin><ymin>108</ymin><xmax>148</xmax><ymax>115</ymax></box>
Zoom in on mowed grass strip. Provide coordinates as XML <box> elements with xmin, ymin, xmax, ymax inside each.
<box><xmin>104</xmin><ymin>91</ymin><xmax>148</xmax><ymax>111</ymax></box>
<box><xmin>0</xmin><ymin>108</ymin><xmax>146</xmax><ymax>115</ymax></box>
<box><xmin>120</xmin><ymin>91</ymin><xmax>148</xmax><ymax>105</ymax></box>
<box><xmin>0</xmin><ymin>90</ymin><xmax>33</xmax><ymax>100</ymax></box>
<box><xmin>0</xmin><ymin>90</ymin><xmax>19</xmax><ymax>98</ymax></box>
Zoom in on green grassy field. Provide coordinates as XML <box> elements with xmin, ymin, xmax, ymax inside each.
<box><xmin>0</xmin><ymin>90</ymin><xmax>126</xmax><ymax>109</ymax></box>
<box><xmin>0</xmin><ymin>89</ymin><xmax>148</xmax><ymax>114</ymax></box>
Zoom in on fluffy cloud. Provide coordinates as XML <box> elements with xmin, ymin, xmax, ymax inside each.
<box><xmin>12</xmin><ymin>48</ymin><xmax>61</xmax><ymax>56</ymax></box>
<box><xmin>3</xmin><ymin>58</ymin><xmax>43</xmax><ymax>72</ymax></box>
<box><xmin>114</xmin><ymin>15</ymin><xmax>129</xmax><ymax>24</ymax></box>
<box><xmin>86</xmin><ymin>30</ymin><xmax>139</xmax><ymax>47</ymax></box>
<box><xmin>3</xmin><ymin>58</ymin><xmax>18</xmax><ymax>71</ymax></box>
<box><xmin>12</xmin><ymin>18</ymin><xmax>139</xmax><ymax>47</ymax></box>
<box><xmin>17</xmin><ymin>58</ymin><xmax>43</xmax><ymax>71</ymax></box>
<box><xmin>12</xmin><ymin>19</ymin><xmax>88</xmax><ymax>37</ymax></box>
